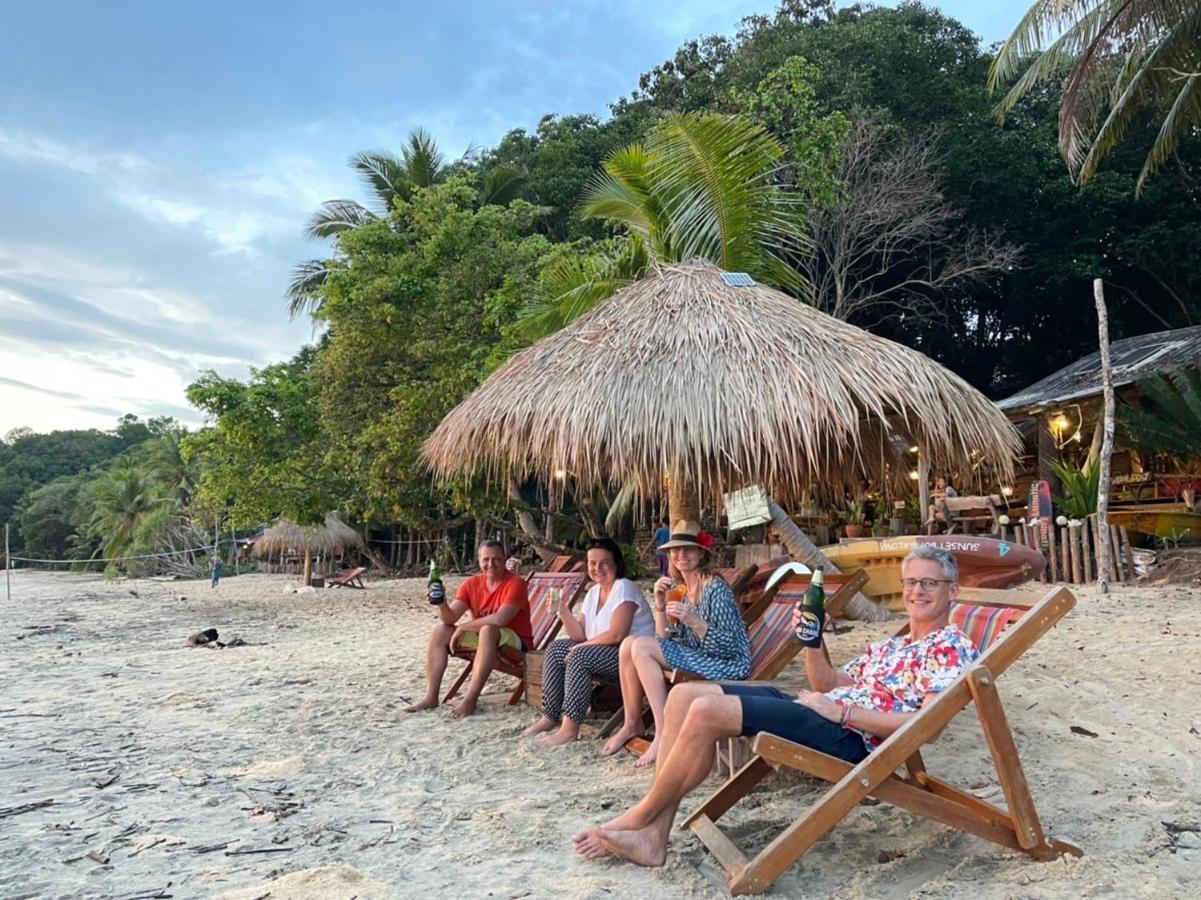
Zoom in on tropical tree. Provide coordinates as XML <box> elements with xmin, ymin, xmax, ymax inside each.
<box><xmin>287</xmin><ymin>130</ymin><xmax>449</xmax><ymax>317</ymax></box>
<box><xmin>84</xmin><ymin>461</ymin><xmax>171</xmax><ymax>563</ymax></box>
<box><xmin>288</xmin><ymin>131</ymin><xmax>530</xmax><ymax>318</ymax></box>
<box><xmin>516</xmin><ymin>111</ymin><xmax>810</xmax><ymax>341</ymax></box>
<box><xmin>989</xmin><ymin>1</ymin><xmax>1201</xmax><ymax>191</ymax></box>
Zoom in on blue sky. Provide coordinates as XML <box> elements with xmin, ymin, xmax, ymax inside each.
<box><xmin>0</xmin><ymin>0</ymin><xmax>1016</xmax><ymax>435</ymax></box>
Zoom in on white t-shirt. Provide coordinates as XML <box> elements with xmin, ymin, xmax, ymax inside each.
<box><xmin>581</xmin><ymin>578</ymin><xmax>655</xmax><ymax>640</ymax></box>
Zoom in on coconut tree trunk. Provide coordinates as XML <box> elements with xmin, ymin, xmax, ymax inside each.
<box><xmin>302</xmin><ymin>549</ymin><xmax>313</xmax><ymax>587</ymax></box>
<box><xmin>768</xmin><ymin>500</ymin><xmax>892</xmax><ymax>622</ymax></box>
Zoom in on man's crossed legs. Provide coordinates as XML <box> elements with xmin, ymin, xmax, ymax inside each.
<box><xmin>573</xmin><ymin>682</ymin><xmax>868</xmax><ymax>866</ymax></box>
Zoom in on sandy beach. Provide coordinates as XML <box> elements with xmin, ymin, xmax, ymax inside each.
<box><xmin>1</xmin><ymin>569</ymin><xmax>1199</xmax><ymax>899</ymax></box>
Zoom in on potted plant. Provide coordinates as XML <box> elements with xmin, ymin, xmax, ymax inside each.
<box><xmin>842</xmin><ymin>500</ymin><xmax>867</xmax><ymax>538</ymax></box>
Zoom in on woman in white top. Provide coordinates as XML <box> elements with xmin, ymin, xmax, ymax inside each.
<box><xmin>522</xmin><ymin>538</ymin><xmax>654</xmax><ymax>748</ymax></box>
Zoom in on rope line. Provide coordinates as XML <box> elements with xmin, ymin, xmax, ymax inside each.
<box><xmin>11</xmin><ymin>541</ymin><xmax>232</xmax><ymax>565</ymax></box>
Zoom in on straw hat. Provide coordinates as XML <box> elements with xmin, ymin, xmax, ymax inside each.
<box><xmin>658</xmin><ymin>520</ymin><xmax>710</xmax><ymax>553</ymax></box>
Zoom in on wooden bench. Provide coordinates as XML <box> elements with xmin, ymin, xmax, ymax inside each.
<box><xmin>929</xmin><ymin>494</ymin><xmax>1007</xmax><ymax>535</ymax></box>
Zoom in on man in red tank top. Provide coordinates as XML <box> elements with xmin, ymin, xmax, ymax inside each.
<box><xmin>405</xmin><ymin>540</ymin><xmax>531</xmax><ymax>718</ymax></box>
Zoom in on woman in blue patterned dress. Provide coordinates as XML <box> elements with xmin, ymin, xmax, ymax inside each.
<box><xmin>600</xmin><ymin>520</ymin><xmax>751</xmax><ymax>768</ymax></box>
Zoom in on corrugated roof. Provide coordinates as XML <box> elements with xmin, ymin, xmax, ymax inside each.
<box><xmin>997</xmin><ymin>324</ymin><xmax>1201</xmax><ymax>413</ymax></box>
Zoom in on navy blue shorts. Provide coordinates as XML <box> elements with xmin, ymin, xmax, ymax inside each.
<box><xmin>721</xmin><ymin>684</ymin><xmax>869</xmax><ymax>764</ymax></box>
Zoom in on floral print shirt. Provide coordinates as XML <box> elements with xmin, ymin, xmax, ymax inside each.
<box><xmin>828</xmin><ymin>624</ymin><xmax>978</xmax><ymax>750</ymax></box>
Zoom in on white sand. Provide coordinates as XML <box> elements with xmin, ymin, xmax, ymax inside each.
<box><xmin>1</xmin><ymin>569</ymin><xmax>1198</xmax><ymax>898</ymax></box>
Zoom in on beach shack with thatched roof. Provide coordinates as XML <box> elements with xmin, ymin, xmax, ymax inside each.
<box><xmin>423</xmin><ymin>260</ymin><xmax>1021</xmax><ymax>597</ymax></box>
<box><xmin>254</xmin><ymin>514</ymin><xmax>364</xmax><ymax>586</ymax></box>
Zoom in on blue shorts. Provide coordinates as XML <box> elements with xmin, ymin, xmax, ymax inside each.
<box><xmin>720</xmin><ymin>684</ymin><xmax>869</xmax><ymax>763</ymax></box>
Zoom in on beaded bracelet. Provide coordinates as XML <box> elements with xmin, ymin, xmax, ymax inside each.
<box><xmin>839</xmin><ymin>704</ymin><xmax>853</xmax><ymax>730</ymax></box>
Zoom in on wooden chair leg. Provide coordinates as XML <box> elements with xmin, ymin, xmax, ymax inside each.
<box><xmin>507</xmin><ymin>674</ymin><xmax>526</xmax><ymax>705</ymax></box>
<box><xmin>968</xmin><ymin>667</ymin><xmax>1047</xmax><ymax>851</ymax></box>
<box><xmin>597</xmin><ymin>707</ymin><xmax>624</xmax><ymax>739</ymax></box>
<box><xmin>442</xmin><ymin>661</ymin><xmax>472</xmax><ymax>704</ymax></box>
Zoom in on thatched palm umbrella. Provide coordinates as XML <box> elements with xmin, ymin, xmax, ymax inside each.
<box><xmin>423</xmin><ymin>260</ymin><xmax>1020</xmax><ymax>617</ymax></box>
<box><xmin>254</xmin><ymin>514</ymin><xmax>364</xmax><ymax>586</ymax></box>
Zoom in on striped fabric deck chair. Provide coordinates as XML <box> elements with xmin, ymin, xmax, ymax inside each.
<box><xmin>443</xmin><ymin>570</ymin><xmax>588</xmax><ymax>706</ymax></box>
<box><xmin>684</xmin><ymin>586</ymin><xmax>1081</xmax><ymax>894</ymax></box>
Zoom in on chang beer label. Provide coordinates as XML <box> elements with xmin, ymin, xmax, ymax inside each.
<box><xmin>795</xmin><ymin>609</ymin><xmax>823</xmax><ymax>646</ymax></box>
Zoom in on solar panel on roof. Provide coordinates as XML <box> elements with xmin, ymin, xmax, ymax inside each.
<box><xmin>720</xmin><ymin>271</ymin><xmax>756</xmax><ymax>287</ymax></box>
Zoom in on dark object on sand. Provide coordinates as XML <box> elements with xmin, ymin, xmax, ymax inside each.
<box><xmin>186</xmin><ymin>628</ymin><xmax>219</xmax><ymax>647</ymax></box>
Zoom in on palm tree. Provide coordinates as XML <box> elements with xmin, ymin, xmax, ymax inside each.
<box><xmin>287</xmin><ymin>131</ymin><xmax>529</xmax><ymax>318</ymax></box>
<box><xmin>518</xmin><ymin>112</ymin><xmax>805</xmax><ymax>340</ymax></box>
<box><xmin>287</xmin><ymin>130</ymin><xmax>448</xmax><ymax>318</ymax></box>
<box><xmin>989</xmin><ymin>1</ymin><xmax>1201</xmax><ymax>191</ymax></box>
<box><xmin>85</xmin><ymin>462</ymin><xmax>170</xmax><ymax>562</ymax></box>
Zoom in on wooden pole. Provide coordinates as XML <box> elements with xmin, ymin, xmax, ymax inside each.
<box><xmin>1076</xmin><ymin>519</ymin><xmax>1085</xmax><ymax>583</ymax></box>
<box><xmin>5</xmin><ymin>523</ymin><xmax>10</xmax><ymax>602</ymax></box>
<box><xmin>1093</xmin><ymin>278</ymin><xmax>1115</xmax><ymax>593</ymax></box>
<box><xmin>1046</xmin><ymin>523</ymin><xmax>1059</xmax><ymax>582</ymax></box>
<box><xmin>1081</xmin><ymin>522</ymin><xmax>1094</xmax><ymax>583</ymax></box>
<box><xmin>1109</xmin><ymin>524</ymin><xmax>1124</xmax><ymax>581</ymax></box>
<box><xmin>1120</xmin><ymin>527</ymin><xmax>1137</xmax><ymax>580</ymax></box>
<box><xmin>917</xmin><ymin>449</ymin><xmax>930</xmax><ymax>532</ymax></box>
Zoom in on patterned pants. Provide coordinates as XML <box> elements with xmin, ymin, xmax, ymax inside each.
<box><xmin>540</xmin><ymin>638</ymin><xmax>621</xmax><ymax>724</ymax></box>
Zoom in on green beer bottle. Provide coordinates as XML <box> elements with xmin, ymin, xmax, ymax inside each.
<box><xmin>427</xmin><ymin>559</ymin><xmax>445</xmax><ymax>605</ymax></box>
<box><xmin>795</xmin><ymin>566</ymin><xmax>825</xmax><ymax>648</ymax></box>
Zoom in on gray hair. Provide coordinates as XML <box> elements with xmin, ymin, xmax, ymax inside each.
<box><xmin>478</xmin><ymin>539</ymin><xmax>505</xmax><ymax>555</ymax></box>
<box><xmin>902</xmin><ymin>543</ymin><xmax>959</xmax><ymax>582</ymax></box>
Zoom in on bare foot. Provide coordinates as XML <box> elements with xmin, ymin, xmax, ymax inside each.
<box><xmin>633</xmin><ymin>738</ymin><xmax>659</xmax><ymax>769</ymax></box>
<box><xmin>449</xmin><ymin>696</ymin><xmax>478</xmax><ymax>719</ymax></box>
<box><xmin>404</xmin><ymin>698</ymin><xmax>439</xmax><ymax>713</ymax></box>
<box><xmin>595</xmin><ymin>825</ymin><xmax>669</xmax><ymax>867</ymax></box>
<box><xmin>522</xmin><ymin>716</ymin><xmax>557</xmax><ymax>737</ymax></box>
<box><xmin>572</xmin><ymin>826</ymin><xmax>612</xmax><ymax>860</ymax></box>
<box><xmin>537</xmin><ymin>728</ymin><xmax>579</xmax><ymax>748</ymax></box>
<box><xmin>601</xmin><ymin>723</ymin><xmax>643</xmax><ymax>757</ymax></box>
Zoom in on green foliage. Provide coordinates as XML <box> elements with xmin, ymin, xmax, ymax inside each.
<box><xmin>1119</xmin><ymin>369</ymin><xmax>1201</xmax><ymax>463</ymax></box>
<box><xmin>582</xmin><ymin>112</ymin><xmax>804</xmax><ymax>287</ymax></box>
<box><xmin>0</xmin><ymin>415</ymin><xmax>165</xmax><ymax>554</ymax></box>
<box><xmin>840</xmin><ymin>499</ymin><xmax>866</xmax><ymax>525</ymax></box>
<box><xmin>1050</xmin><ymin>460</ymin><xmax>1100</xmax><ymax>519</ymax></box>
<box><xmin>186</xmin><ymin>347</ymin><xmax>343</xmax><ymax>528</ymax></box>
<box><xmin>730</xmin><ymin>56</ymin><xmax>849</xmax><ymax>210</ymax></box>
<box><xmin>307</xmin><ymin>178</ymin><xmax>552</xmax><ymax>527</ymax></box>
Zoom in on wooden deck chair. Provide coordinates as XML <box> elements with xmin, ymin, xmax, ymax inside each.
<box><xmin>682</xmin><ymin>586</ymin><xmax>1081</xmax><ymax>895</ymax></box>
<box><xmin>601</xmin><ymin>570</ymin><xmax>870</xmax><ymax>743</ymax></box>
<box><xmin>442</xmin><ymin>570</ymin><xmax>588</xmax><ymax>706</ymax></box>
<box><xmin>328</xmin><ymin>566</ymin><xmax>368</xmax><ymax>589</ymax></box>
<box><xmin>546</xmin><ymin>554</ymin><xmax>585</xmax><ymax>573</ymax></box>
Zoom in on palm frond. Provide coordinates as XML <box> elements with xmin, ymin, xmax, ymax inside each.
<box><xmin>515</xmin><ymin>238</ymin><xmax>649</xmax><ymax>340</ymax></box>
<box><xmin>402</xmin><ymin>127</ymin><xmax>446</xmax><ymax>188</ymax></box>
<box><xmin>1120</xmin><ymin>368</ymin><xmax>1201</xmax><ymax>459</ymax></box>
<box><xmin>479</xmin><ymin>164</ymin><xmax>527</xmax><ymax>206</ymax></box>
<box><xmin>350</xmin><ymin>150</ymin><xmax>413</xmax><ymax>210</ymax></box>
<box><xmin>582</xmin><ymin>145</ymin><xmax>668</xmax><ymax>252</ymax></box>
<box><xmin>990</xmin><ymin>0</ymin><xmax>1201</xmax><ymax>189</ymax></box>
<box><xmin>304</xmin><ymin>199</ymin><xmax>377</xmax><ymax>240</ymax></box>
<box><xmin>286</xmin><ymin>259</ymin><xmax>333</xmax><ymax>319</ymax></box>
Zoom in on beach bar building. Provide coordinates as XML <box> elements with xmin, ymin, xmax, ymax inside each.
<box><xmin>996</xmin><ymin>324</ymin><xmax>1201</xmax><ymax>512</ymax></box>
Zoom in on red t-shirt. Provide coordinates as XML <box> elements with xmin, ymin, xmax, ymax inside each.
<box><xmin>456</xmin><ymin>572</ymin><xmax>533</xmax><ymax>650</ymax></box>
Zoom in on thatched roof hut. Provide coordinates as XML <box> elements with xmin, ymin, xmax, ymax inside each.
<box><xmin>255</xmin><ymin>515</ymin><xmax>363</xmax><ymax>584</ymax></box>
<box><xmin>423</xmin><ymin>260</ymin><xmax>1019</xmax><ymax>509</ymax></box>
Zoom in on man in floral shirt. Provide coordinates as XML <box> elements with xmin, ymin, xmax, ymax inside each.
<box><xmin>574</xmin><ymin>543</ymin><xmax>977</xmax><ymax>868</ymax></box>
